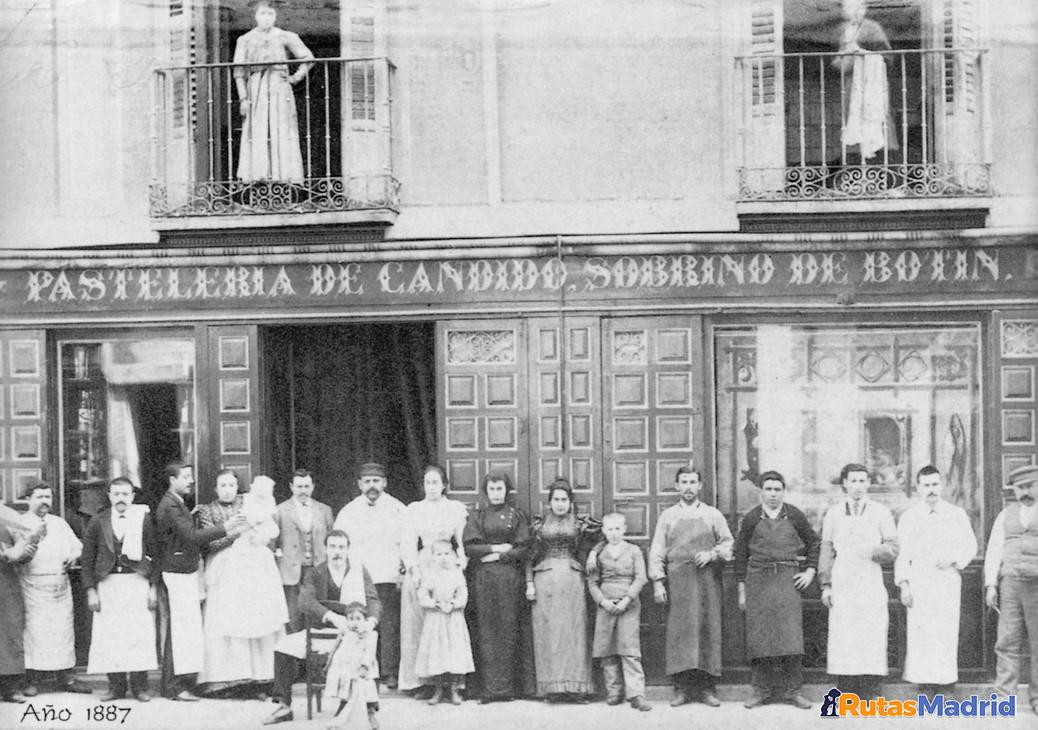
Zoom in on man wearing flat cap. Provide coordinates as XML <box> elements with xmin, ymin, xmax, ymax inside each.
<box><xmin>984</xmin><ymin>463</ymin><xmax>1038</xmax><ymax>712</ymax></box>
<box><xmin>333</xmin><ymin>462</ymin><xmax>405</xmax><ymax>689</ymax></box>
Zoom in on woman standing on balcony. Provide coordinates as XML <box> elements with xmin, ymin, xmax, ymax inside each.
<box><xmin>234</xmin><ymin>0</ymin><xmax>314</xmax><ymax>182</ymax></box>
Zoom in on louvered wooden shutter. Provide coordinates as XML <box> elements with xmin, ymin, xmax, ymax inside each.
<box><xmin>341</xmin><ymin>0</ymin><xmax>389</xmax><ymax>182</ymax></box>
<box><xmin>745</xmin><ymin>0</ymin><xmax>785</xmax><ymax>193</ymax></box>
<box><xmin>930</xmin><ymin>0</ymin><xmax>985</xmax><ymax>187</ymax></box>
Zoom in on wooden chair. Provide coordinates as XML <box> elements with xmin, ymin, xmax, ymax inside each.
<box><xmin>304</xmin><ymin>627</ymin><xmax>341</xmax><ymax>720</ymax></box>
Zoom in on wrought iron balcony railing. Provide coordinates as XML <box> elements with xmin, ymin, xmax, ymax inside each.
<box><xmin>735</xmin><ymin>48</ymin><xmax>990</xmax><ymax>202</ymax></box>
<box><xmin>151</xmin><ymin>57</ymin><xmax>398</xmax><ymax>219</ymax></box>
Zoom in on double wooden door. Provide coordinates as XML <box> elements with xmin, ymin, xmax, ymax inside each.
<box><xmin>435</xmin><ymin>315</ymin><xmax>706</xmax><ymax>548</ymax></box>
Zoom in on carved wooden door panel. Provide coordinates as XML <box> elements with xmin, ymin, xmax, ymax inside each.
<box><xmin>0</xmin><ymin>330</ymin><xmax>48</xmax><ymax>506</ymax></box>
<box><xmin>602</xmin><ymin>316</ymin><xmax>705</xmax><ymax>543</ymax></box>
<box><xmin>602</xmin><ymin>316</ymin><xmax>705</xmax><ymax>682</ymax></box>
<box><xmin>202</xmin><ymin>325</ymin><xmax>264</xmax><ymax>503</ymax></box>
<box><xmin>526</xmin><ymin>317</ymin><xmax>603</xmax><ymax>519</ymax></box>
<box><xmin>436</xmin><ymin>320</ymin><xmax>527</xmax><ymax>512</ymax></box>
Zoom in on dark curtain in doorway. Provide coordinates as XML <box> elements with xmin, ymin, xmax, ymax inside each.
<box><xmin>265</xmin><ymin>324</ymin><xmax>437</xmax><ymax>512</ymax></box>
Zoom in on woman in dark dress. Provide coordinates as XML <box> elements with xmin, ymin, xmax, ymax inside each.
<box><xmin>526</xmin><ymin>478</ymin><xmax>601</xmax><ymax>702</ymax></box>
<box><xmin>463</xmin><ymin>473</ymin><xmax>535</xmax><ymax>703</ymax></box>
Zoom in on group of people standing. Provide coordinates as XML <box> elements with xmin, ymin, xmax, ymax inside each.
<box><xmin>1</xmin><ymin>458</ymin><xmax>1036</xmax><ymax>724</ymax></box>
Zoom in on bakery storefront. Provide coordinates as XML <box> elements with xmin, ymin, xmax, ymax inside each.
<box><xmin>0</xmin><ymin>233</ymin><xmax>1034</xmax><ymax>682</ymax></box>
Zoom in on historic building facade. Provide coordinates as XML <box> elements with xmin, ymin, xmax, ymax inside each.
<box><xmin>0</xmin><ymin>0</ymin><xmax>1035</xmax><ymax>680</ymax></box>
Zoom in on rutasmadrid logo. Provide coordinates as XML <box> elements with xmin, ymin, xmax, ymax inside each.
<box><xmin>819</xmin><ymin>688</ymin><xmax>1017</xmax><ymax>718</ymax></box>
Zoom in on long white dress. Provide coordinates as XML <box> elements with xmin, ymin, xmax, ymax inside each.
<box><xmin>233</xmin><ymin>27</ymin><xmax>312</xmax><ymax>182</ymax></box>
<box><xmin>895</xmin><ymin>500</ymin><xmax>977</xmax><ymax>684</ymax></box>
<box><xmin>198</xmin><ymin>501</ymin><xmax>287</xmax><ymax>687</ymax></box>
<box><xmin>397</xmin><ymin>498</ymin><xmax>468</xmax><ymax>690</ymax></box>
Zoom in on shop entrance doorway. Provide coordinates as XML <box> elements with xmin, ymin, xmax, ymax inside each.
<box><xmin>263</xmin><ymin>323</ymin><xmax>438</xmax><ymax>512</ymax></box>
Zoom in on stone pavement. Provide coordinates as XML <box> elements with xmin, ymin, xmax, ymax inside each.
<box><xmin>0</xmin><ymin>683</ymin><xmax>1033</xmax><ymax>730</ymax></box>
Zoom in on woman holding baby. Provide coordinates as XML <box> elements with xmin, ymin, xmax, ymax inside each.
<box><xmin>196</xmin><ymin>470</ymin><xmax>288</xmax><ymax>697</ymax></box>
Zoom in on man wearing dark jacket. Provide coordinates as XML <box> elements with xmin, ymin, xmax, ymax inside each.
<box><xmin>264</xmin><ymin>529</ymin><xmax>381</xmax><ymax>725</ymax></box>
<box><xmin>81</xmin><ymin>477</ymin><xmax>160</xmax><ymax>702</ymax></box>
<box><xmin>155</xmin><ymin>462</ymin><xmax>246</xmax><ymax>701</ymax></box>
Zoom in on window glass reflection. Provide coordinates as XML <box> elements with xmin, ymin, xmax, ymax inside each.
<box><xmin>715</xmin><ymin>324</ymin><xmax>981</xmax><ymax>534</ymax></box>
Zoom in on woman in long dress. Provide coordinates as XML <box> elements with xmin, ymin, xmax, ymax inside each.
<box><xmin>463</xmin><ymin>472</ymin><xmax>536</xmax><ymax>703</ymax></box>
<box><xmin>197</xmin><ymin>471</ymin><xmax>287</xmax><ymax>697</ymax></box>
<box><xmin>526</xmin><ymin>478</ymin><xmax>601</xmax><ymax>702</ymax></box>
<box><xmin>233</xmin><ymin>0</ymin><xmax>314</xmax><ymax>182</ymax></box>
<box><xmin>397</xmin><ymin>465</ymin><xmax>468</xmax><ymax>696</ymax></box>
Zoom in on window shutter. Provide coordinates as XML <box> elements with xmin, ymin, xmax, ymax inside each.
<box><xmin>743</xmin><ymin>0</ymin><xmax>785</xmax><ymax>194</ymax></box>
<box><xmin>929</xmin><ymin>0</ymin><xmax>986</xmax><ymax>189</ymax></box>
<box><xmin>341</xmin><ymin>0</ymin><xmax>389</xmax><ymax>181</ymax></box>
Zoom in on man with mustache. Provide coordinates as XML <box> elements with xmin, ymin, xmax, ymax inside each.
<box><xmin>265</xmin><ymin>529</ymin><xmax>381</xmax><ymax>725</ymax></box>
<box><xmin>649</xmin><ymin>466</ymin><xmax>733</xmax><ymax>708</ymax></box>
<box><xmin>894</xmin><ymin>466</ymin><xmax>977</xmax><ymax>694</ymax></box>
<box><xmin>156</xmin><ymin>461</ymin><xmax>247</xmax><ymax>701</ymax></box>
<box><xmin>81</xmin><ymin>477</ymin><xmax>159</xmax><ymax>703</ymax></box>
<box><xmin>984</xmin><ymin>463</ymin><xmax>1038</xmax><ymax>714</ymax></box>
<box><xmin>275</xmin><ymin>468</ymin><xmax>334</xmax><ymax>632</ymax></box>
<box><xmin>18</xmin><ymin>480</ymin><xmax>90</xmax><ymax>696</ymax></box>
<box><xmin>333</xmin><ymin>462</ymin><xmax>404</xmax><ymax>689</ymax></box>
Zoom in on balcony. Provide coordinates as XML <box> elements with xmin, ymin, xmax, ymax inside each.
<box><xmin>150</xmin><ymin>57</ymin><xmax>398</xmax><ymax>227</ymax></box>
<box><xmin>735</xmin><ymin>48</ymin><xmax>991</xmax><ymax>205</ymax></box>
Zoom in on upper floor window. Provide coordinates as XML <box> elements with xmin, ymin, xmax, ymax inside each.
<box><xmin>737</xmin><ymin>0</ymin><xmax>990</xmax><ymax>201</ymax></box>
<box><xmin>151</xmin><ymin>0</ymin><xmax>398</xmax><ymax>220</ymax></box>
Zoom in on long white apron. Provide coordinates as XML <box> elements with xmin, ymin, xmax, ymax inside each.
<box><xmin>88</xmin><ymin>573</ymin><xmax>157</xmax><ymax>673</ymax></box>
<box><xmin>21</xmin><ymin>572</ymin><xmax>75</xmax><ymax>670</ymax></box>
<box><xmin>903</xmin><ymin>566</ymin><xmax>961</xmax><ymax>685</ymax></box>
<box><xmin>163</xmin><ymin>571</ymin><xmax>204</xmax><ymax>675</ymax></box>
<box><xmin>827</xmin><ymin>513</ymin><xmax>888</xmax><ymax>676</ymax></box>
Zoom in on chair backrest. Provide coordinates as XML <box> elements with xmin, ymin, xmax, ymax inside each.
<box><xmin>305</xmin><ymin>627</ymin><xmax>341</xmax><ymax>682</ymax></box>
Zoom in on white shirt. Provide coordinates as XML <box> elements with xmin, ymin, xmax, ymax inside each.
<box><xmin>112</xmin><ymin>512</ymin><xmax>128</xmax><ymax>541</ymax></box>
<box><xmin>984</xmin><ymin>501</ymin><xmax>1037</xmax><ymax>588</ymax></box>
<box><xmin>334</xmin><ymin>492</ymin><xmax>406</xmax><ymax>585</ymax></box>
<box><xmin>294</xmin><ymin>499</ymin><xmax>313</xmax><ymax>532</ymax></box>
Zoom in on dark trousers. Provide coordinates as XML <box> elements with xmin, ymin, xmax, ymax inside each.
<box><xmin>273</xmin><ymin>651</ymin><xmax>298</xmax><ymax>707</ymax></box>
<box><xmin>283</xmin><ymin>566</ymin><xmax>315</xmax><ymax>633</ymax></box>
<box><xmin>108</xmin><ymin>671</ymin><xmax>148</xmax><ymax>696</ymax></box>
<box><xmin>994</xmin><ymin>576</ymin><xmax>1038</xmax><ymax>698</ymax></box>
<box><xmin>672</xmin><ymin>669</ymin><xmax>716</xmax><ymax>694</ymax></box>
<box><xmin>833</xmin><ymin>674</ymin><xmax>883</xmax><ymax>698</ymax></box>
<box><xmin>374</xmin><ymin>583</ymin><xmax>400</xmax><ymax>681</ymax></box>
<box><xmin>751</xmin><ymin>655</ymin><xmax>803</xmax><ymax>698</ymax></box>
<box><xmin>0</xmin><ymin>673</ymin><xmax>25</xmax><ymax>695</ymax></box>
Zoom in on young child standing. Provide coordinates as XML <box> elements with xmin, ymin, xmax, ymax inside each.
<box><xmin>586</xmin><ymin>512</ymin><xmax>651</xmax><ymax>711</ymax></box>
<box><xmin>325</xmin><ymin>602</ymin><xmax>380</xmax><ymax>730</ymax></box>
<box><xmin>413</xmin><ymin>539</ymin><xmax>474</xmax><ymax>705</ymax></box>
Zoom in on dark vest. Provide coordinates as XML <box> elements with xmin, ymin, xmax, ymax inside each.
<box><xmin>1002</xmin><ymin>503</ymin><xmax>1038</xmax><ymax>579</ymax></box>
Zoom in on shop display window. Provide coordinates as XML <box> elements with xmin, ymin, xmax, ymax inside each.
<box><xmin>715</xmin><ymin>323</ymin><xmax>982</xmax><ymax>535</ymax></box>
<box><xmin>59</xmin><ymin>338</ymin><xmax>195</xmax><ymax>516</ymax></box>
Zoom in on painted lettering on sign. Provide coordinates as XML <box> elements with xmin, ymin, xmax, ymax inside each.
<box><xmin>8</xmin><ymin>246</ymin><xmax>1025</xmax><ymax>313</ymax></box>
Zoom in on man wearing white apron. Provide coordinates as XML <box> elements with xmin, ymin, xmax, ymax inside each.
<box><xmin>18</xmin><ymin>480</ymin><xmax>91</xmax><ymax>696</ymax></box>
<box><xmin>155</xmin><ymin>462</ymin><xmax>246</xmax><ymax>701</ymax></box>
<box><xmin>895</xmin><ymin>466</ymin><xmax>977</xmax><ymax>692</ymax></box>
<box><xmin>818</xmin><ymin>463</ymin><xmax>898</xmax><ymax>700</ymax></box>
<box><xmin>81</xmin><ymin>477</ymin><xmax>160</xmax><ymax>703</ymax></box>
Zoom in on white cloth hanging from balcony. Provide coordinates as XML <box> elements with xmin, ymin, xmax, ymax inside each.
<box><xmin>842</xmin><ymin>53</ymin><xmax>899</xmax><ymax>159</ymax></box>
